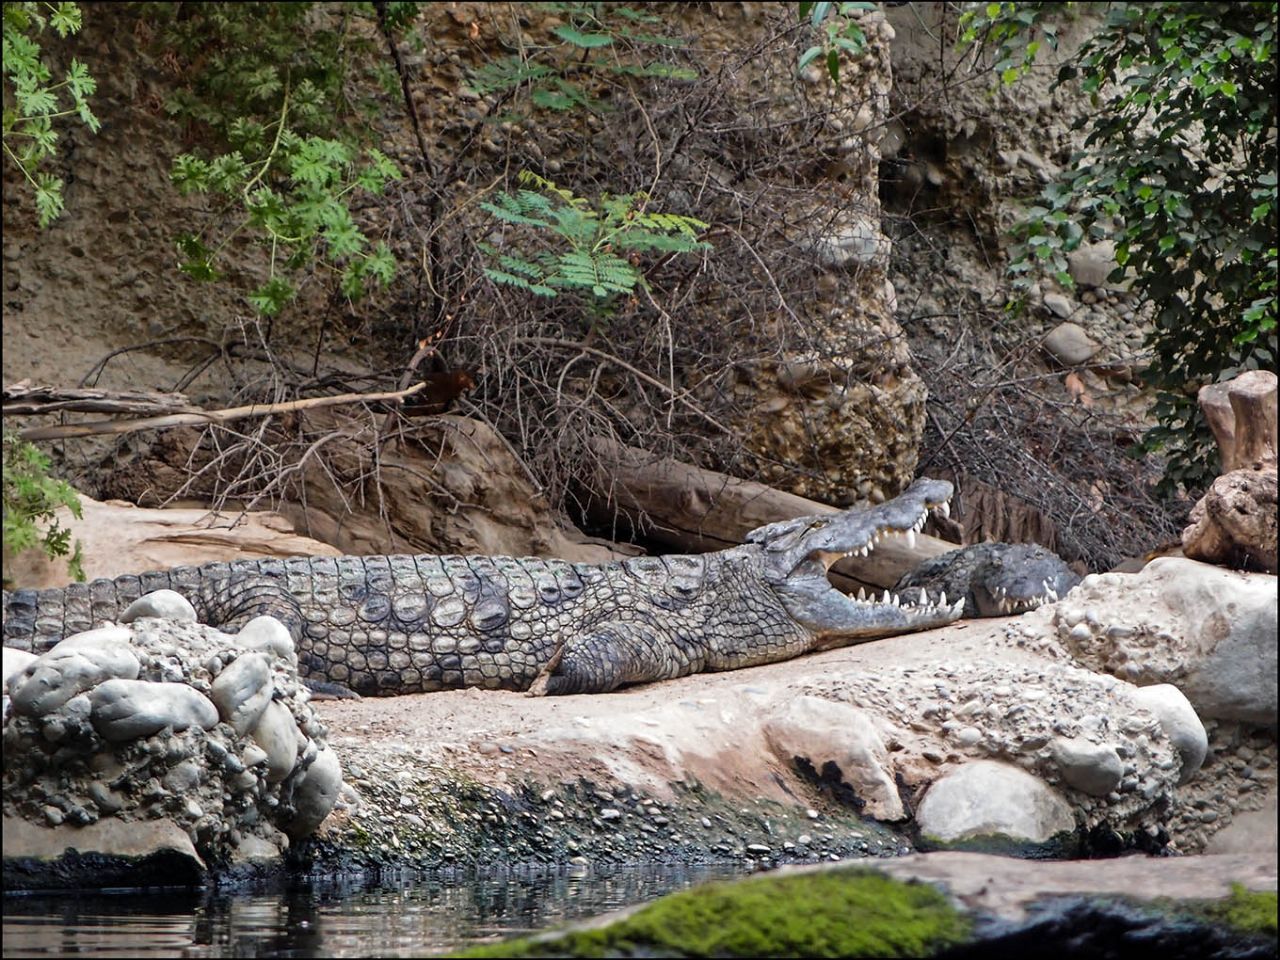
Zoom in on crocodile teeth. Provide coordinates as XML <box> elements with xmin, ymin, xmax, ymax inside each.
<box><xmin>1047</xmin><ymin>588</ymin><xmax>1058</xmax><ymax>601</ymax></box>
<box><xmin>938</xmin><ymin>590</ymin><xmax>947</xmax><ymax>607</ymax></box>
<box><xmin>940</xmin><ymin>501</ymin><xmax>951</xmax><ymax>519</ymax></box>
<box><xmin>882</xmin><ymin>590</ymin><xmax>891</xmax><ymax>603</ymax></box>
<box><xmin>905</xmin><ymin>529</ymin><xmax>916</xmax><ymax>549</ymax></box>
<box><xmin>857</xmin><ymin>588</ymin><xmax>867</xmax><ymax>600</ymax></box>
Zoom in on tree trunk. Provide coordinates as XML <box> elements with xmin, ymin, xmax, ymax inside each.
<box><xmin>585</xmin><ymin>437</ymin><xmax>955</xmax><ymax>591</ymax></box>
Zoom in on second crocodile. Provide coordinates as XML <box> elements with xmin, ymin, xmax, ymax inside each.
<box><xmin>894</xmin><ymin>542</ymin><xmax>1082</xmax><ymax>619</ymax></box>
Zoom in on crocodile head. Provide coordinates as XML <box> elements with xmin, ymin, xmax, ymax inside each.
<box><xmin>745</xmin><ymin>477</ymin><xmax>963</xmax><ymax>643</ymax></box>
<box><xmin>968</xmin><ymin>544</ymin><xmax>1082</xmax><ymax>616</ymax></box>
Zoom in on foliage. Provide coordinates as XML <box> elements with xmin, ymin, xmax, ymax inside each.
<box><xmin>796</xmin><ymin>2</ymin><xmax>874</xmax><ymax>84</ymax></box>
<box><xmin>2</xmin><ymin>1</ymin><xmax>99</xmax><ymax>227</ymax></box>
<box><xmin>1201</xmin><ymin>884</ymin><xmax>1279</xmax><ymax>938</ymax></box>
<box><xmin>961</xmin><ymin>1</ymin><xmax>1278</xmax><ymax>493</ymax></box>
<box><xmin>479</xmin><ymin>170</ymin><xmax>709</xmax><ymax>325</ymax></box>
<box><xmin>463</xmin><ymin>3</ymin><xmax>696</xmax><ymax>116</ymax></box>
<box><xmin>457</xmin><ymin>868</ymin><xmax>972</xmax><ymax>958</ymax></box>
<box><xmin>147</xmin><ymin>2</ymin><xmax>405</xmax><ymax>315</ymax></box>
<box><xmin>2</xmin><ymin>436</ymin><xmax>83</xmax><ymax>584</ymax></box>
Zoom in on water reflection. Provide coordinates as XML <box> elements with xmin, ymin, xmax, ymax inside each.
<box><xmin>3</xmin><ymin>863</ymin><xmax>745</xmax><ymax>957</ymax></box>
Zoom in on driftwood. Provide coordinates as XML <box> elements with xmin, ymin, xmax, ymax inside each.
<box><xmin>1197</xmin><ymin>370</ymin><xmax>1278</xmax><ymax>472</ymax></box>
<box><xmin>1183</xmin><ymin>370</ymin><xmax>1278</xmax><ymax>573</ymax></box>
<box><xmin>16</xmin><ymin>383</ymin><xmax>428</xmax><ymax>442</ymax></box>
<box><xmin>3</xmin><ymin>381</ymin><xmax>200</xmax><ymax>417</ymax></box>
<box><xmin>585</xmin><ymin>437</ymin><xmax>955</xmax><ymax>591</ymax></box>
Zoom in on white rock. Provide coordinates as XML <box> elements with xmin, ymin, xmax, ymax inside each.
<box><xmin>811</xmin><ymin>216</ymin><xmax>891</xmax><ymax>270</ymax></box>
<box><xmin>49</xmin><ymin>626</ymin><xmax>135</xmax><ymax>651</ymax></box>
<box><xmin>236</xmin><ymin>616</ymin><xmax>296</xmax><ymax>665</ymax></box>
<box><xmin>1067</xmin><ymin>240</ymin><xmax>1120</xmax><ymax>289</ymax></box>
<box><xmin>1130</xmin><ymin>684</ymin><xmax>1208</xmax><ymax>785</ymax></box>
<box><xmin>1067</xmin><ymin>558</ymin><xmax>1277</xmax><ymax>724</ymax></box>
<box><xmin>1051</xmin><ymin>737</ymin><xmax>1124</xmax><ymax>796</ymax></box>
<box><xmin>286</xmin><ymin>745</ymin><xmax>343</xmax><ymax>838</ymax></box>
<box><xmin>119</xmin><ymin>590</ymin><xmax>197</xmax><ymax>624</ymax></box>
<box><xmin>1043</xmin><ymin>321</ymin><xmax>1101</xmax><ymax>366</ymax></box>
<box><xmin>250</xmin><ymin>700</ymin><xmax>301</xmax><ymax>783</ymax></box>
<box><xmin>210</xmin><ymin>652</ymin><xmax>273</xmax><ymax>735</ymax></box>
<box><xmin>162</xmin><ymin>759</ymin><xmax>202</xmax><ymax>793</ymax></box>
<box><xmin>762</xmin><ymin>695</ymin><xmax>903</xmax><ymax>820</ymax></box>
<box><xmin>88</xmin><ymin>678</ymin><xmax>219</xmax><ymax>740</ymax></box>
<box><xmin>917</xmin><ymin>760</ymin><xmax>1074</xmax><ymax>843</ymax></box>
<box><xmin>9</xmin><ymin>644</ymin><xmax>141</xmax><ymax>718</ymax></box>
<box><xmin>2</xmin><ymin>648</ymin><xmax>38</xmax><ymax>692</ymax></box>
<box><xmin>1043</xmin><ymin>292</ymin><xmax>1074</xmax><ymax>319</ymax></box>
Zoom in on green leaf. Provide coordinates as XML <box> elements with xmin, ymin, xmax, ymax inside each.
<box><xmin>552</xmin><ymin>25</ymin><xmax>614</xmax><ymax>48</ymax></box>
<box><xmin>247</xmin><ymin>277</ymin><xmax>295</xmax><ymax>316</ymax></box>
<box><xmin>798</xmin><ymin>45</ymin><xmax>823</xmax><ymax>71</ymax></box>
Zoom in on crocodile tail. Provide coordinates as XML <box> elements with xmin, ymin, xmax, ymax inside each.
<box><xmin>1</xmin><ymin>571</ymin><xmax>176</xmax><ymax>653</ymax></box>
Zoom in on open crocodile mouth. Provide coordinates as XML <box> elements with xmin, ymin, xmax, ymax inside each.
<box><xmin>982</xmin><ymin>579</ymin><xmax>1063</xmax><ymax>616</ymax></box>
<box><xmin>806</xmin><ymin>497</ymin><xmax>953</xmax><ymax>611</ymax></box>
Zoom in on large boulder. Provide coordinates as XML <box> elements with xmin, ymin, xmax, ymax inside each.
<box><xmin>1182</xmin><ymin>467</ymin><xmax>1278</xmax><ymax>573</ymax></box>
<box><xmin>1055</xmin><ymin>558</ymin><xmax>1278</xmax><ymax>724</ymax></box>
<box><xmin>916</xmin><ymin>760</ymin><xmax>1074</xmax><ymax>844</ymax></box>
<box><xmin>1184</xmin><ymin>370</ymin><xmax>1279</xmax><ymax>573</ymax></box>
<box><xmin>2</xmin><ymin>607</ymin><xmax>344</xmax><ymax>883</ymax></box>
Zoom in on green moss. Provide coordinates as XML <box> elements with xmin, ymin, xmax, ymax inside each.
<box><xmin>1202</xmin><ymin>884</ymin><xmax>1278</xmax><ymax>938</ymax></box>
<box><xmin>451</xmin><ymin>868</ymin><xmax>971</xmax><ymax>958</ymax></box>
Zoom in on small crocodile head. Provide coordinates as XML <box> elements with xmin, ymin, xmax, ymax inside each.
<box><xmin>970</xmin><ymin>544</ymin><xmax>1082</xmax><ymax>617</ymax></box>
<box><xmin>745</xmin><ymin>478</ymin><xmax>962</xmax><ymax>641</ymax></box>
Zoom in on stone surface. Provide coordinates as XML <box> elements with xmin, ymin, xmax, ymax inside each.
<box><xmin>1205</xmin><ymin>785</ymin><xmax>1277</xmax><ymax>856</ymax></box>
<box><xmin>1042</xmin><ymin>321</ymin><xmax>1100</xmax><ymax>366</ymax></box>
<box><xmin>3</xmin><ymin>611</ymin><xmax>344</xmax><ymax>886</ymax></box>
<box><xmin>235</xmin><ymin>615</ymin><xmax>297</xmax><ymax>665</ymax></box>
<box><xmin>1043</xmin><ymin>293</ymin><xmax>1074</xmax><ymax>319</ymax></box>
<box><xmin>1050</xmin><ymin>737</ymin><xmax>1124</xmax><ymax>797</ymax></box>
<box><xmin>119</xmin><ymin>589</ymin><xmax>197</xmax><ymax>624</ymax></box>
<box><xmin>1182</xmin><ymin>467</ymin><xmax>1278</xmax><ymax>573</ymax></box>
<box><xmin>2</xmin><ymin>647</ymin><xmax>37</xmax><ymax>690</ymax></box>
<box><xmin>1066</xmin><ymin>240</ymin><xmax>1119</xmax><ymax>289</ymax></box>
<box><xmin>286</xmin><ymin>744</ymin><xmax>344</xmax><ymax>838</ymax></box>
<box><xmin>1129</xmin><ymin>684</ymin><xmax>1208</xmax><ymax>785</ymax></box>
<box><xmin>916</xmin><ymin>760</ymin><xmax>1074</xmax><ymax>843</ymax></box>
<box><xmin>210</xmin><ymin>651</ymin><xmax>273</xmax><ymax>735</ymax></box>
<box><xmin>9</xmin><ymin>642</ymin><xmax>141</xmax><ymax>717</ymax></box>
<box><xmin>88</xmin><ymin>677</ymin><xmax>220</xmax><ymax>740</ymax></box>
<box><xmin>761</xmin><ymin>695</ymin><xmax>903</xmax><ymax>820</ymax></box>
<box><xmin>251</xmin><ymin>700</ymin><xmax>302</xmax><ymax>784</ymax></box>
<box><xmin>1057</xmin><ymin>558</ymin><xmax>1277</xmax><ymax>724</ymax></box>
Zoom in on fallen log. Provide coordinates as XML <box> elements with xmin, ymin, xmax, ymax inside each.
<box><xmin>585</xmin><ymin>437</ymin><xmax>956</xmax><ymax>590</ymax></box>
<box><xmin>2</xmin><ymin>381</ymin><xmax>199</xmax><ymax>417</ymax></box>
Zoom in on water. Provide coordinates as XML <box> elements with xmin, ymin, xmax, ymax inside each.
<box><xmin>2</xmin><ymin>863</ymin><xmax>746</xmax><ymax>957</ymax></box>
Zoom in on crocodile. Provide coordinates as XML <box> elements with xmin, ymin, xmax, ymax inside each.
<box><xmin>893</xmin><ymin>542</ymin><xmax>1081</xmax><ymax>619</ymax></box>
<box><xmin>2</xmin><ymin>478</ymin><xmax>962</xmax><ymax>697</ymax></box>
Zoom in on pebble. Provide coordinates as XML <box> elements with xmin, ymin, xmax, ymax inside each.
<box><xmin>119</xmin><ymin>591</ymin><xmax>197</xmax><ymax>624</ymax></box>
<box><xmin>210</xmin><ymin>652</ymin><xmax>273</xmax><ymax>735</ymax></box>
<box><xmin>89</xmin><ymin>678</ymin><xmax>219</xmax><ymax>740</ymax></box>
<box><xmin>11</xmin><ymin>643</ymin><xmax>142</xmax><ymax>718</ymax></box>
<box><xmin>286</xmin><ymin>746</ymin><xmax>344</xmax><ymax>838</ymax></box>
<box><xmin>1051</xmin><ymin>737</ymin><xmax>1124</xmax><ymax>796</ymax></box>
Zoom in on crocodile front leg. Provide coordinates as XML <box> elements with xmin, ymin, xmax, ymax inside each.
<box><xmin>532</xmin><ymin>621</ymin><xmax>696</xmax><ymax>696</ymax></box>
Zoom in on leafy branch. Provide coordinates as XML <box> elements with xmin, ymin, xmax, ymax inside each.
<box><xmin>796</xmin><ymin>2</ymin><xmax>873</xmax><ymax>84</ymax></box>
<box><xmin>2</xmin><ymin>1</ymin><xmax>100</xmax><ymax>226</ymax></box>
<box><xmin>2</xmin><ymin>435</ymin><xmax>83</xmax><ymax>585</ymax></box>
<box><xmin>479</xmin><ymin>170</ymin><xmax>709</xmax><ymax>325</ymax></box>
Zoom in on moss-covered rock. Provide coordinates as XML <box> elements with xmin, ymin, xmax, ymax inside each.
<box><xmin>451</xmin><ymin>867</ymin><xmax>971</xmax><ymax>958</ymax></box>
<box><xmin>1197</xmin><ymin>884</ymin><xmax>1278</xmax><ymax>939</ymax></box>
